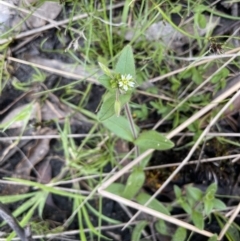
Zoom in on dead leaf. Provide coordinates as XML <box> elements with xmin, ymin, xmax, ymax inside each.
<box><xmin>0</xmin><ymin>128</ymin><xmax>56</xmax><ymax>195</ymax></box>
<box><xmin>15</xmin><ymin>128</ymin><xmax>56</xmax><ymax>175</ymax></box>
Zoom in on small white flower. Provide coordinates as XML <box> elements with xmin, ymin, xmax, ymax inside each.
<box><xmin>118</xmin><ymin>74</ymin><xmax>135</xmax><ymax>92</ymax></box>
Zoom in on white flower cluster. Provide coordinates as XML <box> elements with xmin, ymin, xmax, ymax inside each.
<box><xmin>118</xmin><ymin>74</ymin><xmax>135</xmax><ymax>91</ymax></box>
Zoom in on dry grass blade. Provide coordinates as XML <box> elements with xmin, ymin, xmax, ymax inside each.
<box><xmin>1</xmin><ymin>55</ymin><xmax>99</xmax><ymax>84</ymax></box>
<box><xmin>98</xmin><ymin>190</ymin><xmax>214</xmax><ymax>237</ymax></box>
<box><xmin>218</xmin><ymin>203</ymin><xmax>240</xmax><ymax>240</ymax></box>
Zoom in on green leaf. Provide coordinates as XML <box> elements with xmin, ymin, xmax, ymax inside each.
<box><xmin>173</xmin><ymin>112</ymin><xmax>179</xmax><ymax>128</ymax></box>
<box><xmin>97</xmin><ymin>92</ymin><xmax>116</xmax><ymax>121</ymax></box>
<box><xmin>134</xmin><ymin>130</ymin><xmax>174</xmax><ymax>151</ymax></box>
<box><xmin>171</xmin><ymin>227</ymin><xmax>187</xmax><ymax>241</ymax></box>
<box><xmin>205</xmin><ymin>183</ymin><xmax>217</xmax><ymax>200</ymax></box>
<box><xmin>212</xmin><ymin>198</ymin><xmax>226</xmax><ymax>210</ymax></box>
<box><xmin>186</xmin><ymin>186</ymin><xmax>203</xmax><ymax>201</ymax></box>
<box><xmin>38</xmin><ymin>192</ymin><xmax>48</xmax><ymax>219</ymax></box>
<box><xmin>180</xmin><ymin>68</ymin><xmax>192</xmax><ymax>80</ymax></box>
<box><xmin>106</xmin><ymin>183</ymin><xmax>125</xmax><ymax>195</ymax></box>
<box><xmin>114</xmin><ymin>99</ymin><xmax>121</xmax><ymax>117</ymax></box>
<box><xmin>131</xmin><ymin>220</ymin><xmax>148</xmax><ymax>241</ymax></box>
<box><xmin>0</xmin><ymin>193</ymin><xmax>35</xmax><ymax>203</ymax></box>
<box><xmin>174</xmin><ymin>187</ymin><xmax>192</xmax><ymax>214</ymax></box>
<box><xmin>155</xmin><ymin>219</ymin><xmax>169</xmax><ymax>236</ymax></box>
<box><xmin>123</xmin><ymin>167</ymin><xmax>145</xmax><ymax>199</ymax></box>
<box><xmin>102</xmin><ymin>115</ymin><xmax>135</xmax><ymax>142</ymax></box>
<box><xmin>211</xmin><ymin>68</ymin><xmax>229</xmax><ymax>84</ymax></box>
<box><xmin>0</xmin><ymin>102</ymin><xmax>34</xmax><ymax>131</ymax></box>
<box><xmin>119</xmin><ymin>92</ymin><xmax>131</xmax><ymax>105</ymax></box>
<box><xmin>198</xmin><ymin>13</ymin><xmax>207</xmax><ymax>28</ymax></box>
<box><xmin>179</xmin><ymin>199</ymin><xmax>192</xmax><ymax>215</ymax></box>
<box><xmin>170</xmin><ymin>5</ymin><xmax>182</xmax><ymax>13</ymax></box>
<box><xmin>204</xmin><ymin>198</ymin><xmax>214</xmax><ymax>216</ymax></box>
<box><xmin>174</xmin><ymin>185</ymin><xmax>182</xmax><ymax>199</ymax></box>
<box><xmin>98</xmin><ymin>91</ymin><xmax>132</xmax><ymax>121</ymax></box>
<box><xmin>98</xmin><ymin>62</ymin><xmax>112</xmax><ymax>77</ymax></box>
<box><xmin>171</xmin><ymin>77</ymin><xmax>180</xmax><ymax>92</ymax></box>
<box><xmin>139</xmin><ymin>147</ymin><xmax>152</xmax><ymax>168</ymax></box>
<box><xmin>187</xmin><ymin>195</ymin><xmax>196</xmax><ymax>208</ymax></box>
<box><xmin>115</xmin><ymin>45</ymin><xmax>136</xmax><ymax>78</ymax></box>
<box><xmin>192</xmin><ymin>210</ymin><xmax>204</xmax><ymax>230</ymax></box>
<box><xmin>192</xmin><ymin>68</ymin><xmax>203</xmax><ymax>85</ymax></box>
<box><xmin>194</xmin><ymin>4</ymin><xmax>207</xmax><ymax>12</ymax></box>
<box><xmin>207</xmin><ymin>234</ymin><xmax>218</xmax><ymax>241</ymax></box>
<box><xmin>98</xmin><ymin>74</ymin><xmax>112</xmax><ymax>90</ymax></box>
<box><xmin>136</xmin><ymin>192</ymin><xmax>170</xmax><ymax>215</ymax></box>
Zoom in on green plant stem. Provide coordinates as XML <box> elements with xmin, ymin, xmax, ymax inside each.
<box><xmin>124</xmin><ymin>103</ymin><xmax>139</xmax><ymax>157</ymax></box>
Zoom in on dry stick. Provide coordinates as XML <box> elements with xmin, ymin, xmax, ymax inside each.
<box><xmin>180</xmin><ymin>132</ymin><xmax>240</xmax><ymax>137</ymax></box>
<box><xmin>0</xmin><ymin>2</ymin><xmax>125</xmax><ymax>44</ymax></box>
<box><xmin>144</xmin><ymin>154</ymin><xmax>240</xmax><ymax>171</ymax></box>
<box><xmin>1</xmin><ymin>55</ymin><xmax>99</xmax><ymax>84</ymax></box>
<box><xmin>218</xmin><ymin>203</ymin><xmax>240</xmax><ymax>240</ymax></box>
<box><xmin>99</xmin><ymin>190</ymin><xmax>214</xmax><ymax>237</ymax></box>
<box><xmin>153</xmin><ymin>50</ymin><xmax>240</xmax><ymax>130</ymax></box>
<box><xmin>231</xmin><ymin>155</ymin><xmax>240</xmax><ymax>163</ymax></box>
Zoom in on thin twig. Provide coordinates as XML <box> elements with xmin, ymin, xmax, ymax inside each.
<box><xmin>99</xmin><ymin>190</ymin><xmax>214</xmax><ymax>237</ymax></box>
<box><xmin>0</xmin><ymin>55</ymin><xmax>99</xmax><ymax>84</ymax></box>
